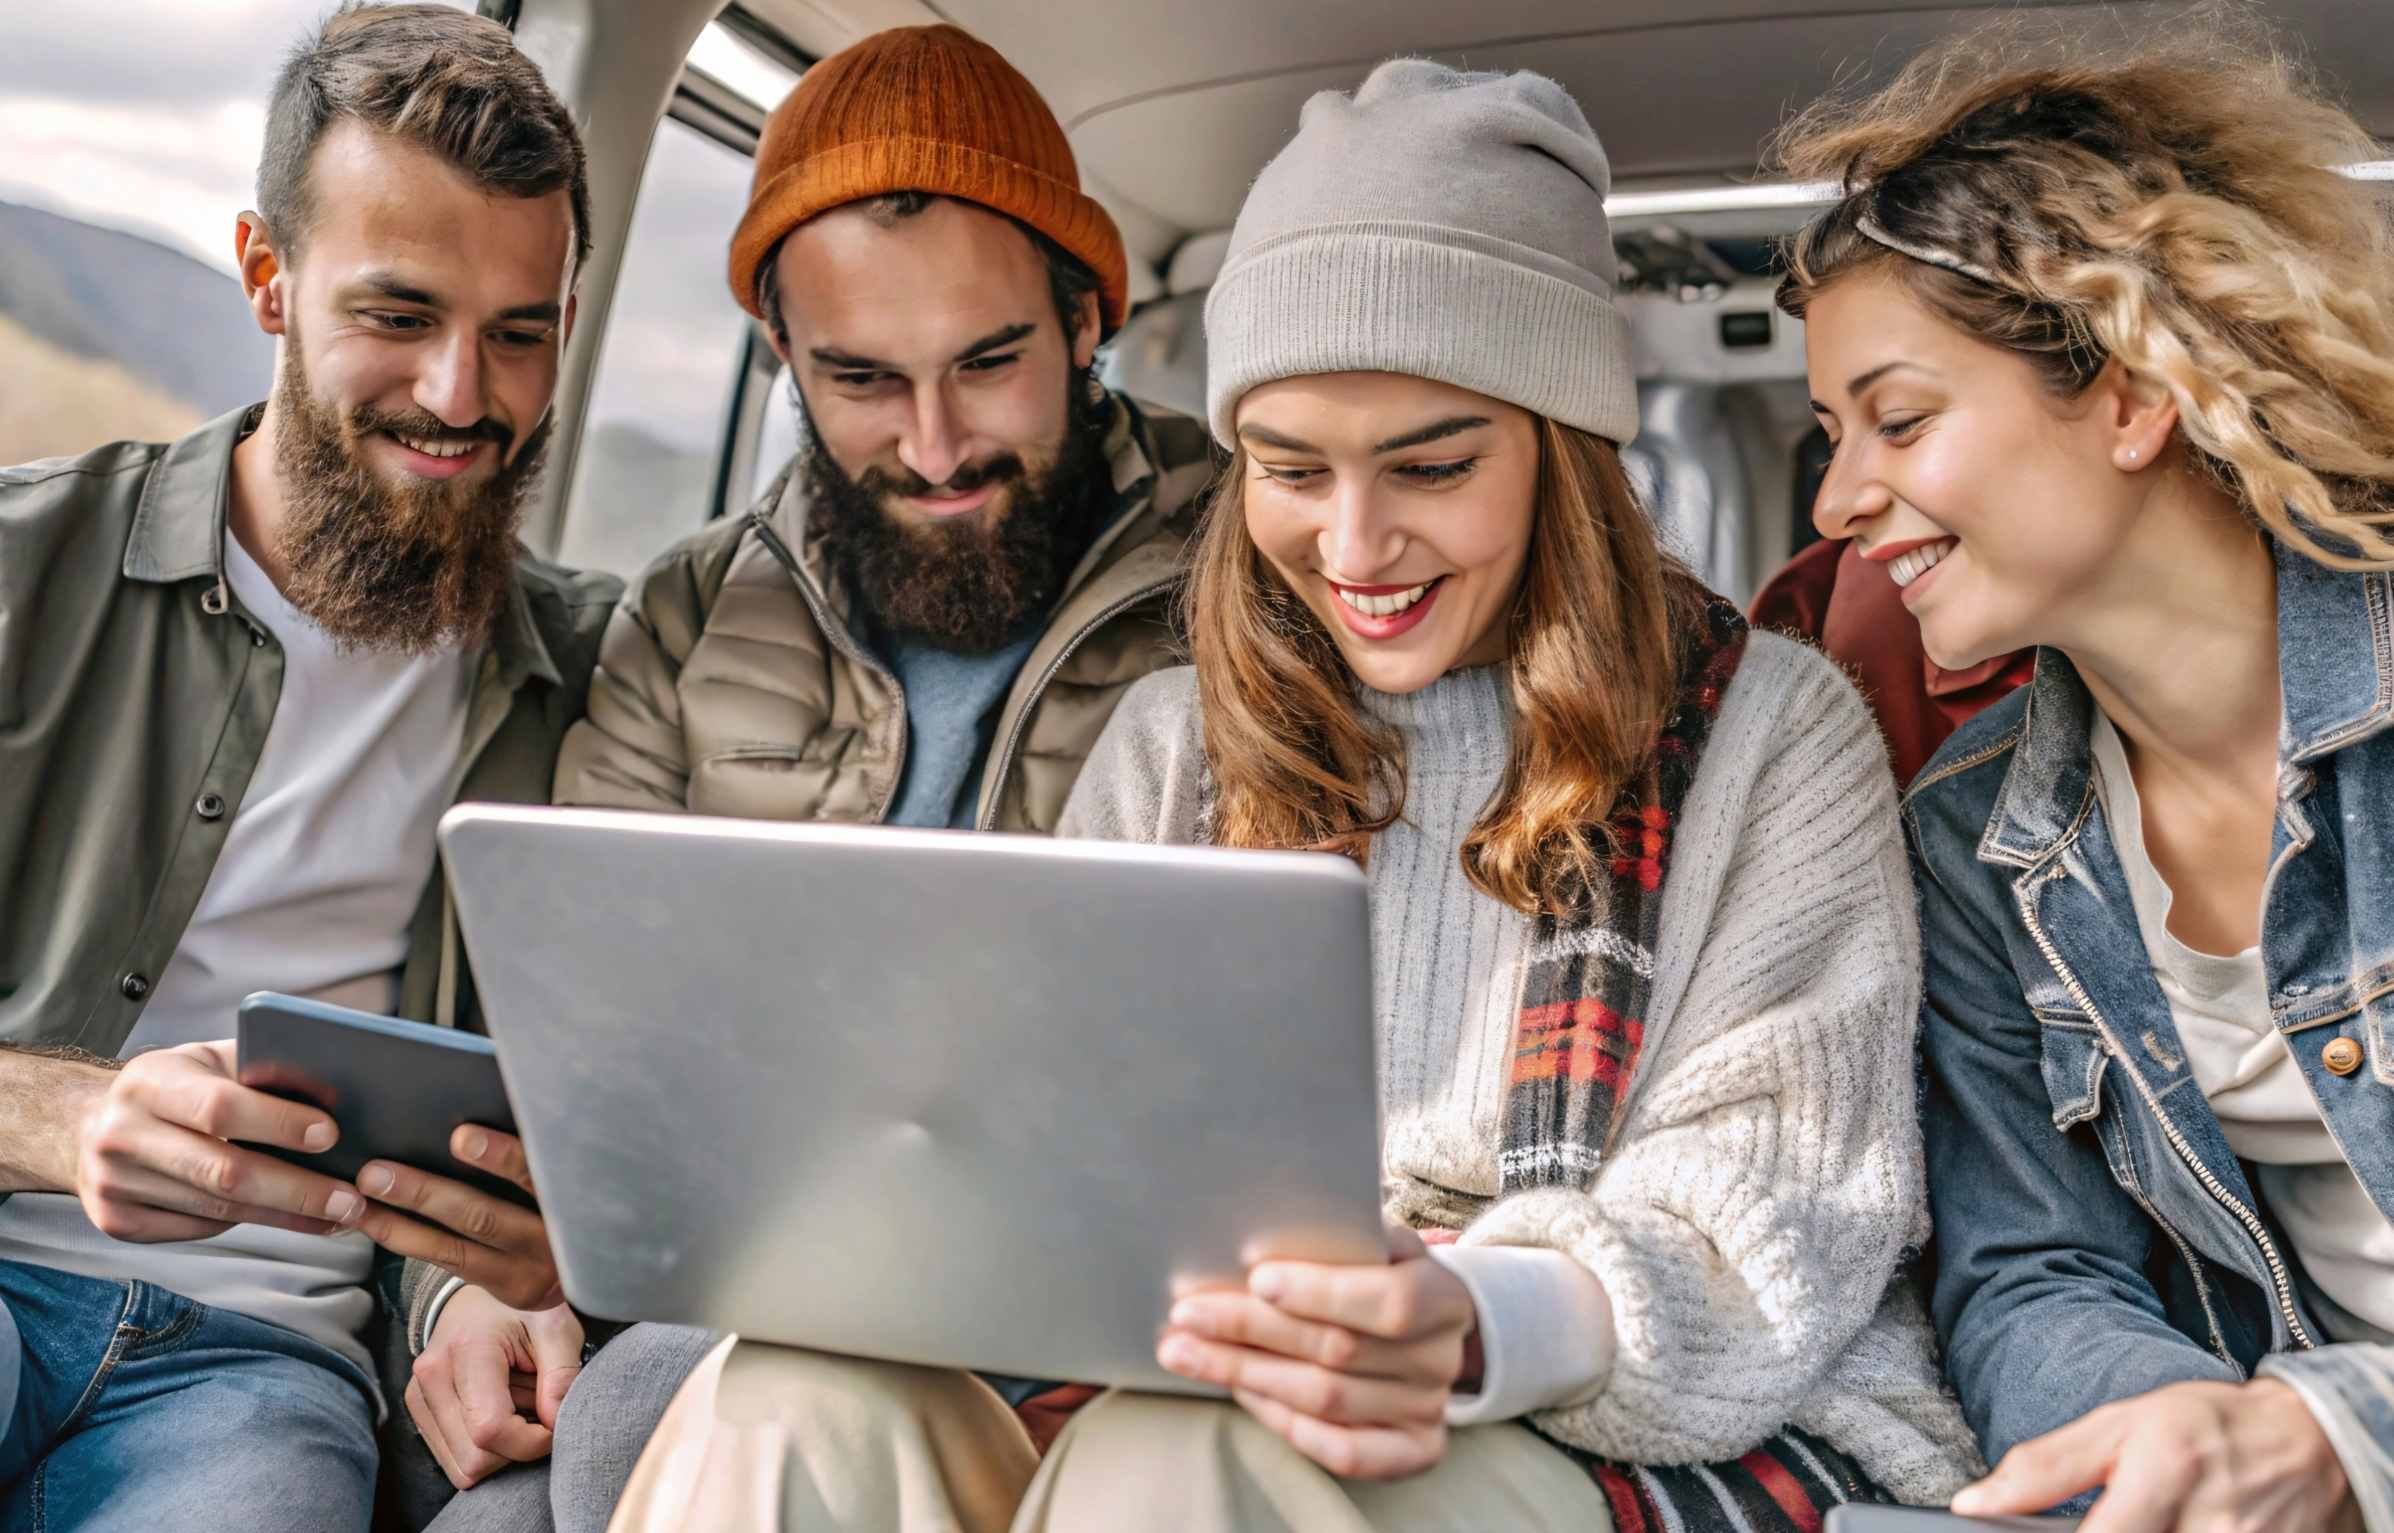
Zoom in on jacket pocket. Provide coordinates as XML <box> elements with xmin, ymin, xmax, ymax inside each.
<box><xmin>2036</xmin><ymin>1012</ymin><xmax>2108</xmax><ymax>1129</ymax></box>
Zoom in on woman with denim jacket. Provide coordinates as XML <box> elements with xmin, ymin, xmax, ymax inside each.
<box><xmin>1773</xmin><ymin>12</ymin><xmax>2394</xmax><ymax>1532</ymax></box>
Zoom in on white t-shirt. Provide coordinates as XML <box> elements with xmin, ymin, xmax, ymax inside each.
<box><xmin>2091</xmin><ymin>711</ymin><xmax>2394</xmax><ymax>1343</ymax></box>
<box><xmin>0</xmin><ymin>529</ymin><xmax>475</xmax><ymax>1379</ymax></box>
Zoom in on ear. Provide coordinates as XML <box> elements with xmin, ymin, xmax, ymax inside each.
<box><xmin>1069</xmin><ymin>290</ymin><xmax>1102</xmax><ymax>372</ymax></box>
<box><xmin>236</xmin><ymin>213</ymin><xmax>289</xmax><ymax>339</ymax></box>
<box><xmin>2102</xmin><ymin>360</ymin><xmax>2180</xmax><ymax>473</ymax></box>
<box><xmin>762</xmin><ymin>318</ymin><xmax>793</xmax><ymax>371</ymax></box>
<box><xmin>559</xmin><ymin>290</ymin><xmax>578</xmax><ymax>350</ymax></box>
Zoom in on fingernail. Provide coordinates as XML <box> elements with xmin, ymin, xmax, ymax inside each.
<box><xmin>1169</xmin><ymin>1301</ymin><xmax>1201</xmax><ymax>1329</ymax></box>
<box><xmin>1950</xmin><ymin>1486</ymin><xmax>1988</xmax><ymax>1514</ymax></box>
<box><xmin>1159</xmin><ymin>1337</ymin><xmax>1196</xmax><ymax>1369</ymax></box>
<box><xmin>1250</xmin><ymin>1267</ymin><xmax>1285</xmax><ymax>1301</ymax></box>
<box><xmin>462</xmin><ymin>1129</ymin><xmax>488</xmax><ymax>1161</ymax></box>
<box><xmin>359</xmin><ymin>1166</ymin><xmax>393</xmax><ymax>1197</ymax></box>
<box><xmin>303</xmin><ymin>1122</ymin><xmax>336</xmax><ymax>1152</ymax></box>
<box><xmin>328</xmin><ymin>1189</ymin><xmax>362</xmax><ymax>1224</ymax></box>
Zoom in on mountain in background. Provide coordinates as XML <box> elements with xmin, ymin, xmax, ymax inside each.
<box><xmin>0</xmin><ymin>201</ymin><xmax>270</xmax><ymax>428</ymax></box>
<box><xmin>0</xmin><ymin>312</ymin><xmax>200</xmax><ymax>467</ymax></box>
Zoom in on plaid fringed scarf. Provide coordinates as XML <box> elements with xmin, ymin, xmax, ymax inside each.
<box><xmin>1493</xmin><ymin>598</ymin><xmax>1900</xmax><ymax>1525</ymax></box>
<box><xmin>1498</xmin><ymin>596</ymin><xmax>1747</xmax><ymax>1196</ymax></box>
<box><xmin>1587</xmin><ymin>1427</ymin><xmax>1891</xmax><ymax>1533</ymax></box>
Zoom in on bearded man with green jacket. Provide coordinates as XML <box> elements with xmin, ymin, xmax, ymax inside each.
<box><xmin>404</xmin><ymin>25</ymin><xmax>1213</xmax><ymax>1533</ymax></box>
<box><xmin>0</xmin><ymin>8</ymin><xmax>613</xmax><ymax>1531</ymax></box>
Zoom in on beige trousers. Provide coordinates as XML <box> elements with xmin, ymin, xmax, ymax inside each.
<box><xmin>608</xmin><ymin>1336</ymin><xmax>1617</xmax><ymax>1533</ymax></box>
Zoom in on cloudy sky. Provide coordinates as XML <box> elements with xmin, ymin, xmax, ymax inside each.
<box><xmin>0</xmin><ymin>2</ymin><xmax>796</xmax><ymax>272</ymax></box>
<box><xmin>0</xmin><ymin>1</ymin><xmax>458</xmax><ymax>272</ymax></box>
<box><xmin>1</xmin><ymin>2</ymin><xmax>807</xmax><ymax>544</ymax></box>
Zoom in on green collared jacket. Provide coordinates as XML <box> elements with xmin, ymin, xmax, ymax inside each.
<box><xmin>0</xmin><ymin>405</ymin><xmax>619</xmax><ymax>1056</ymax></box>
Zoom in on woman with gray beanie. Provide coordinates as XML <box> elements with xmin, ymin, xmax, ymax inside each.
<box><xmin>1054</xmin><ymin>57</ymin><xmax>1981</xmax><ymax>1528</ymax></box>
<box><xmin>608</xmin><ymin>60</ymin><xmax>1977</xmax><ymax>1533</ymax></box>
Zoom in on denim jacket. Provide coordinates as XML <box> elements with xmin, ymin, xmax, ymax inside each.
<box><xmin>1905</xmin><ymin>551</ymin><xmax>2394</xmax><ymax>1529</ymax></box>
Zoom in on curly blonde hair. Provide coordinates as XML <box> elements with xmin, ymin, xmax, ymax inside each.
<box><xmin>1772</xmin><ymin>4</ymin><xmax>2394</xmax><ymax>568</ymax></box>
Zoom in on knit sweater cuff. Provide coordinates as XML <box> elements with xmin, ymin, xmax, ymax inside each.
<box><xmin>1430</xmin><ymin>1244</ymin><xmax>1615</xmax><ymax>1426</ymax></box>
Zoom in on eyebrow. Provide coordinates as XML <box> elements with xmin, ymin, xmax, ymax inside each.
<box><xmin>354</xmin><ymin>273</ymin><xmax>439</xmax><ymax>307</ymax></box>
<box><xmin>1373</xmin><ymin>415</ymin><xmax>1489</xmax><ymax>454</ymax></box>
<box><xmin>1810</xmin><ymin>360</ymin><xmax>1932</xmax><ymax>420</ymax></box>
<box><xmin>348</xmin><ymin>273</ymin><xmax>558</xmax><ymax>325</ymax></box>
<box><xmin>1848</xmin><ymin>361</ymin><xmax>1926</xmax><ymax>398</ymax></box>
<box><xmin>1238</xmin><ymin>414</ymin><xmax>1494</xmax><ymax>456</ymax></box>
<box><xmin>955</xmin><ymin>322</ymin><xmax>1035</xmax><ymax>363</ymax></box>
<box><xmin>1237</xmin><ymin>423</ymin><xmax>1321</xmax><ymax>453</ymax></box>
<box><xmin>809</xmin><ymin>321</ymin><xmax>1039</xmax><ymax>374</ymax></box>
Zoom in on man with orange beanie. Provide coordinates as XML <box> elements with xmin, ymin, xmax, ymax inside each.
<box><xmin>405</xmin><ymin>25</ymin><xmax>1212</xmax><ymax>1533</ymax></box>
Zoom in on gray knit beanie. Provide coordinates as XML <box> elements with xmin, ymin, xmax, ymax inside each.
<box><xmin>1204</xmin><ymin>58</ymin><xmax>1636</xmax><ymax>447</ymax></box>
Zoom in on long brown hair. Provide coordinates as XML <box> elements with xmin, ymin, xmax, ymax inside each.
<box><xmin>1772</xmin><ymin>4</ymin><xmax>2394</xmax><ymax>568</ymax></box>
<box><xmin>1190</xmin><ymin>416</ymin><xmax>1711</xmax><ymax>917</ymax></box>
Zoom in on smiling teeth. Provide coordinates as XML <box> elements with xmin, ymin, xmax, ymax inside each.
<box><xmin>1334</xmin><ymin>582</ymin><xmax>1433</xmax><ymax>618</ymax></box>
<box><xmin>397</xmin><ymin>434</ymin><xmax>474</xmax><ymax>460</ymax></box>
<box><xmin>1888</xmin><ymin>539</ymin><xmax>1957</xmax><ymax>588</ymax></box>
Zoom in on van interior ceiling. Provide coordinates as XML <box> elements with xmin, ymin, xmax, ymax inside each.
<box><xmin>508</xmin><ymin>0</ymin><xmax>2394</xmax><ymax>604</ymax></box>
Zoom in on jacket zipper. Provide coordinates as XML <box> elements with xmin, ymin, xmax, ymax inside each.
<box><xmin>2016</xmin><ymin>867</ymin><xmax>2316</xmax><ymax>1350</ymax></box>
<box><xmin>2119</xmin><ymin>1168</ymin><xmax>2233</xmax><ymax>1363</ymax></box>
<box><xmin>749</xmin><ymin>514</ymin><xmax>908</xmax><ymax>822</ymax></box>
<box><xmin>975</xmin><ymin>580</ymin><xmax>1175</xmax><ymax>832</ymax></box>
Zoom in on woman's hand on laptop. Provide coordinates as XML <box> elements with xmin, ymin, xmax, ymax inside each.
<box><xmin>347</xmin><ymin>1126</ymin><xmax>564</xmax><ymax>1311</ymax></box>
<box><xmin>408</xmin><ymin>1286</ymin><xmax>584</xmax><ymax>1490</ymax></box>
<box><xmin>1155</xmin><ymin>1225</ymin><xmax>1476</xmax><ymax>1480</ymax></box>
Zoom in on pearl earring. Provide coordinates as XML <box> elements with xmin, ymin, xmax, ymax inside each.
<box><xmin>2126</xmin><ymin>449</ymin><xmax>2140</xmax><ymax>463</ymax></box>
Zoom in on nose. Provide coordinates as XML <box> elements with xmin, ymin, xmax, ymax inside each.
<box><xmin>1810</xmin><ymin>438</ymin><xmax>1893</xmax><ymax>544</ymax></box>
<box><xmin>897</xmin><ymin>378</ymin><xmax>968</xmax><ymax>488</ymax></box>
<box><xmin>1320</xmin><ymin>478</ymin><xmax>1406</xmax><ymax>579</ymax></box>
<box><xmin>414</xmin><ymin>329</ymin><xmax>487</xmax><ymax>431</ymax></box>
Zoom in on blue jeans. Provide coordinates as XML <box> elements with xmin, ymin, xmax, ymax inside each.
<box><xmin>0</xmin><ymin>1257</ymin><xmax>376</xmax><ymax>1532</ymax></box>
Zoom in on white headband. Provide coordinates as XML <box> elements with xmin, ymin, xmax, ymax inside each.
<box><xmin>1854</xmin><ymin>211</ymin><xmax>2012</xmax><ymax>289</ymax></box>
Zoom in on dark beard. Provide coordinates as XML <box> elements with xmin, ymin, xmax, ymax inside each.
<box><xmin>269</xmin><ymin>340</ymin><xmax>547</xmax><ymax>654</ymax></box>
<box><xmin>802</xmin><ymin>376</ymin><xmax>1113</xmax><ymax>654</ymax></box>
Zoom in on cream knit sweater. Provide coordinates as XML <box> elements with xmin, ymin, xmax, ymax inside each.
<box><xmin>1057</xmin><ymin>633</ymin><xmax>1981</xmax><ymax>1504</ymax></box>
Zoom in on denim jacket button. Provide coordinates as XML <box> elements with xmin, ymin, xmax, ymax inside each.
<box><xmin>119</xmin><ymin>972</ymin><xmax>150</xmax><ymax>1001</ymax></box>
<box><xmin>195</xmin><ymin>792</ymin><xmax>227</xmax><ymax>821</ymax></box>
<box><xmin>2323</xmin><ymin>1037</ymin><xmax>2363</xmax><ymax>1076</ymax></box>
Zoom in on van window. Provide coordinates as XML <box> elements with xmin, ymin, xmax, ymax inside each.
<box><xmin>749</xmin><ymin>365</ymin><xmax>803</xmax><ymax>507</ymax></box>
<box><xmin>553</xmin><ymin>116</ymin><xmax>758</xmax><ymax>578</ymax></box>
<box><xmin>552</xmin><ymin>20</ymin><xmax>804</xmax><ymax>577</ymax></box>
<box><xmin>0</xmin><ymin>0</ymin><xmax>469</xmax><ymax>464</ymax></box>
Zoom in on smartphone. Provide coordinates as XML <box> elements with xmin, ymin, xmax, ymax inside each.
<box><xmin>234</xmin><ymin>992</ymin><xmax>534</xmax><ymax>1211</ymax></box>
<box><xmin>1826</xmin><ymin>1510</ymin><xmax>2079</xmax><ymax>1531</ymax></box>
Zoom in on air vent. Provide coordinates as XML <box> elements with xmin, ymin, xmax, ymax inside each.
<box><xmin>1718</xmin><ymin>311</ymin><xmax>1773</xmax><ymax>350</ymax></box>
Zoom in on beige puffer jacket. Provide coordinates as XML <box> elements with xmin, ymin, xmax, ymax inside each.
<box><xmin>551</xmin><ymin>394</ymin><xmax>1215</xmax><ymax>832</ymax></box>
<box><xmin>404</xmin><ymin>399</ymin><xmax>1216</xmax><ymax>1358</ymax></box>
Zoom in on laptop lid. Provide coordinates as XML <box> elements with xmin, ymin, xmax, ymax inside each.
<box><xmin>437</xmin><ymin>804</ymin><xmax>1386</xmax><ymax>1394</ymax></box>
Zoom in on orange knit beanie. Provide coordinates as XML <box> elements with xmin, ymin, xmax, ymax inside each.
<box><xmin>727</xmin><ymin>24</ymin><xmax>1128</xmax><ymax>330</ymax></box>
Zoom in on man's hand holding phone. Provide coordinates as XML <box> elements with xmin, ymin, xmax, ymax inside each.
<box><xmin>348</xmin><ymin>1124</ymin><xmax>563</xmax><ymax>1311</ymax></box>
<box><xmin>33</xmin><ymin>1034</ymin><xmax>562</xmax><ymax>1314</ymax></box>
<box><xmin>64</xmin><ymin>1039</ymin><xmax>362</xmax><ymax>1241</ymax></box>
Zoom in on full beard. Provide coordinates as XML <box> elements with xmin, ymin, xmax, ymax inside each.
<box><xmin>268</xmin><ymin>341</ymin><xmax>549</xmax><ymax>654</ymax></box>
<box><xmin>802</xmin><ymin>375</ymin><xmax>1114</xmax><ymax>654</ymax></box>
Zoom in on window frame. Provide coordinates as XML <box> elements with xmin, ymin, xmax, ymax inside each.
<box><xmin>540</xmin><ymin>5</ymin><xmax>812</xmax><ymax>571</ymax></box>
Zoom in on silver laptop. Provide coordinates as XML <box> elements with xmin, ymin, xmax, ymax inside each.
<box><xmin>436</xmin><ymin>804</ymin><xmax>1386</xmax><ymax>1394</ymax></box>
